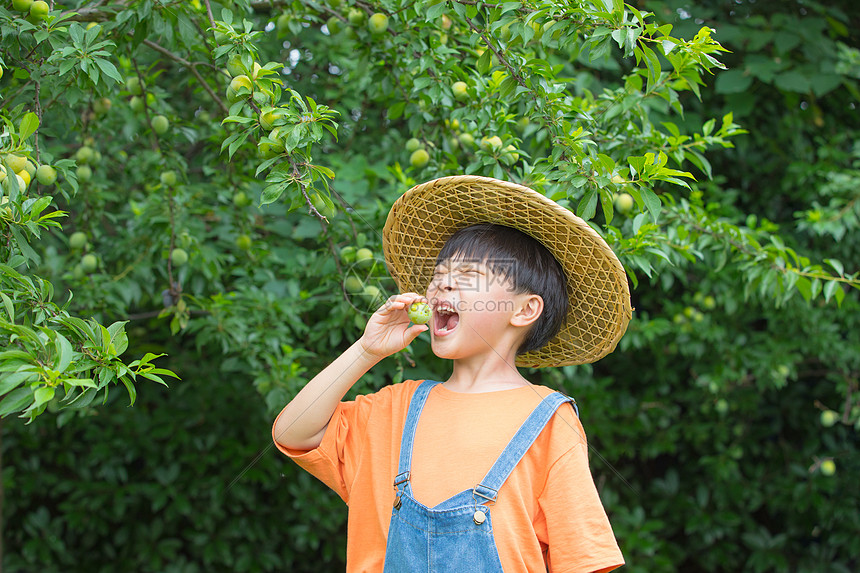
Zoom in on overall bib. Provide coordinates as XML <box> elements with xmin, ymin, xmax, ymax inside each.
<box><xmin>382</xmin><ymin>380</ymin><xmax>578</xmax><ymax>572</ymax></box>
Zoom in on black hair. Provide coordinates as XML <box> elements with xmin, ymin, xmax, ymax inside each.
<box><xmin>435</xmin><ymin>223</ymin><xmax>568</xmax><ymax>354</ymax></box>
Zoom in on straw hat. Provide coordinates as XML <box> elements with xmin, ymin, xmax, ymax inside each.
<box><xmin>382</xmin><ymin>175</ymin><xmax>632</xmax><ymax>368</ymax></box>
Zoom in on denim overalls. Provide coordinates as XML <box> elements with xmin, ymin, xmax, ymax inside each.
<box><xmin>383</xmin><ymin>380</ymin><xmax>578</xmax><ymax>572</ymax></box>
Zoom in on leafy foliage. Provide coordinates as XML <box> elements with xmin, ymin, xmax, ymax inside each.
<box><xmin>1</xmin><ymin>0</ymin><xmax>857</xmax><ymax>570</ymax></box>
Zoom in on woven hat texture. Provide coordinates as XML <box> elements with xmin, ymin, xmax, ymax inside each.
<box><xmin>382</xmin><ymin>175</ymin><xmax>633</xmax><ymax>368</ymax></box>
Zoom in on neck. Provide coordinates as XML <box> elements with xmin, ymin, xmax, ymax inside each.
<box><xmin>445</xmin><ymin>352</ymin><xmax>529</xmax><ymax>393</ymax></box>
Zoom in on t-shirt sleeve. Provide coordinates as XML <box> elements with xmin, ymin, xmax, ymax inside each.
<box><xmin>537</xmin><ymin>442</ymin><xmax>625</xmax><ymax>573</ymax></box>
<box><xmin>271</xmin><ymin>393</ymin><xmax>375</xmax><ymax>505</ymax></box>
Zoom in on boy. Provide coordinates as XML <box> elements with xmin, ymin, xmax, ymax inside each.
<box><xmin>273</xmin><ymin>175</ymin><xmax>633</xmax><ymax>572</ymax></box>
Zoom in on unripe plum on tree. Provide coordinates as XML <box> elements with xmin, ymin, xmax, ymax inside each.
<box><xmin>820</xmin><ymin>410</ymin><xmax>839</xmax><ymax>427</ymax></box>
<box><xmin>12</xmin><ymin>0</ymin><xmax>33</xmax><ymax>12</ymax></box>
<box><xmin>151</xmin><ymin>115</ymin><xmax>170</xmax><ymax>135</ymax></box>
<box><xmin>81</xmin><ymin>254</ymin><xmax>98</xmax><ymax>273</ymax></box>
<box><xmin>452</xmin><ymin>81</ymin><xmax>468</xmax><ymax>101</ymax></box>
<box><xmin>171</xmin><ymin>248</ymin><xmax>189</xmax><ymax>266</ymax></box>
<box><xmin>614</xmin><ymin>192</ymin><xmax>634</xmax><ymax>214</ymax></box>
<box><xmin>355</xmin><ymin>248</ymin><xmax>374</xmax><ymax>268</ymax></box>
<box><xmin>35</xmin><ymin>164</ymin><xmax>57</xmax><ymax>185</ymax></box>
<box><xmin>410</xmin><ymin>149</ymin><xmax>429</xmax><ymax>169</ymax></box>
<box><xmin>29</xmin><ymin>0</ymin><xmax>49</xmax><ymax>20</ymax></box>
<box><xmin>69</xmin><ymin>231</ymin><xmax>87</xmax><ymax>250</ymax></box>
<box><xmin>348</xmin><ymin>8</ymin><xmax>366</xmax><ymax>26</ymax></box>
<box><xmin>160</xmin><ymin>170</ymin><xmax>177</xmax><ymax>187</ymax></box>
<box><xmin>368</xmin><ymin>13</ymin><xmax>388</xmax><ymax>35</ymax></box>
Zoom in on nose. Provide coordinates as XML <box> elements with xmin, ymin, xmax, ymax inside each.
<box><xmin>427</xmin><ymin>274</ymin><xmax>454</xmax><ymax>296</ymax></box>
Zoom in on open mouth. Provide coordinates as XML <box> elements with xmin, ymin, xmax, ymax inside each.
<box><xmin>433</xmin><ymin>302</ymin><xmax>460</xmax><ymax>336</ymax></box>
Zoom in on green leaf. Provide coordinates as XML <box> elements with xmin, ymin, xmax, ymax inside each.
<box><xmin>19</xmin><ymin>112</ymin><xmax>40</xmax><ymax>141</ymax></box>
<box><xmin>0</xmin><ymin>292</ymin><xmax>14</xmax><ymax>322</ymax></box>
<box><xmin>476</xmin><ymin>49</ymin><xmax>492</xmax><ymax>75</ymax></box>
<box><xmin>576</xmin><ymin>188</ymin><xmax>599</xmax><ymax>220</ymax></box>
<box><xmin>55</xmin><ymin>332</ymin><xmax>74</xmax><ymax>372</ymax></box>
<box><xmin>824</xmin><ymin>259</ymin><xmax>844</xmax><ymax>277</ymax></box>
<box><xmin>639</xmin><ymin>187</ymin><xmax>662</xmax><ymax>222</ymax></box>
<box><xmin>0</xmin><ymin>387</ymin><xmax>35</xmax><ymax>417</ymax></box>
<box><xmin>33</xmin><ymin>386</ymin><xmax>55</xmax><ymax>408</ymax></box>
<box><xmin>121</xmin><ymin>377</ymin><xmax>137</xmax><ymax>406</ymax></box>
<box><xmin>795</xmin><ymin>276</ymin><xmax>812</xmax><ymax>302</ymax></box>
<box><xmin>715</xmin><ymin>69</ymin><xmax>753</xmax><ymax>94</ymax></box>
<box><xmin>94</xmin><ymin>57</ymin><xmax>123</xmax><ymax>83</ymax></box>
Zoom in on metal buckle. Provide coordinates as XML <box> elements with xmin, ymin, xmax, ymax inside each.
<box><xmin>472</xmin><ymin>484</ymin><xmax>499</xmax><ymax>505</ymax></box>
<box><xmin>393</xmin><ymin>472</ymin><xmax>411</xmax><ymax>488</ymax></box>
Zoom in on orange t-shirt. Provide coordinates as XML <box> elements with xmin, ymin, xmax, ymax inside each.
<box><xmin>273</xmin><ymin>380</ymin><xmax>624</xmax><ymax>573</ymax></box>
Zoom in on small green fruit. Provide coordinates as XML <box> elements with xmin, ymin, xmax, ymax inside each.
<box><xmin>348</xmin><ymin>8</ymin><xmax>366</xmax><ymax>26</ymax></box>
<box><xmin>80</xmin><ymin>253</ymin><xmax>98</xmax><ymax>273</ymax></box>
<box><xmin>340</xmin><ymin>246</ymin><xmax>356</xmax><ymax>264</ymax></box>
<box><xmin>367</xmin><ymin>12</ymin><xmax>389</xmax><ymax>35</ymax></box>
<box><xmin>4</xmin><ymin>154</ymin><xmax>28</xmax><ymax>173</ymax></box>
<box><xmin>69</xmin><ymin>231</ymin><xmax>87</xmax><ymax>250</ymax></box>
<box><xmin>125</xmin><ymin>76</ymin><xmax>143</xmax><ymax>95</ymax></box>
<box><xmin>355</xmin><ymin>248</ymin><xmax>374</xmax><ymax>268</ymax></box>
<box><xmin>820</xmin><ymin>410</ymin><xmax>839</xmax><ymax>428</ymax></box>
<box><xmin>35</xmin><ymin>164</ymin><xmax>57</xmax><ymax>185</ymax></box>
<box><xmin>326</xmin><ymin>16</ymin><xmax>343</xmax><ymax>35</ymax></box>
<box><xmin>226</xmin><ymin>54</ymin><xmax>245</xmax><ymax>78</ymax></box>
<box><xmin>259</xmin><ymin>107</ymin><xmax>282</xmax><ymax>130</ymax></box>
<box><xmin>452</xmin><ymin>81</ymin><xmax>468</xmax><ymax>101</ymax></box>
<box><xmin>170</xmin><ymin>247</ymin><xmax>189</xmax><ymax>266</ymax></box>
<box><xmin>362</xmin><ymin>285</ymin><xmax>383</xmax><ymax>303</ymax></box>
<box><xmin>236</xmin><ymin>234</ymin><xmax>252</xmax><ymax>250</ymax></box>
<box><xmin>12</xmin><ymin>0</ymin><xmax>33</xmax><ymax>13</ymax></box>
<box><xmin>614</xmin><ymin>192</ymin><xmax>634</xmax><ymax>214</ymax></box>
<box><xmin>75</xmin><ymin>146</ymin><xmax>95</xmax><ymax>164</ymax></box>
<box><xmin>151</xmin><ymin>114</ymin><xmax>170</xmax><ymax>135</ymax></box>
<box><xmin>29</xmin><ymin>0</ymin><xmax>48</xmax><ymax>19</ymax></box>
<box><xmin>344</xmin><ymin>275</ymin><xmax>364</xmax><ymax>293</ymax></box>
<box><xmin>501</xmin><ymin>144</ymin><xmax>519</xmax><ymax>164</ymax></box>
<box><xmin>480</xmin><ymin>135</ymin><xmax>503</xmax><ymax>152</ymax></box>
<box><xmin>458</xmin><ymin>132</ymin><xmax>475</xmax><ymax>148</ymax></box>
<box><xmin>129</xmin><ymin>96</ymin><xmax>144</xmax><ymax>112</ymax></box>
<box><xmin>405</xmin><ymin>138</ymin><xmax>421</xmax><ymax>153</ymax></box>
<box><xmin>820</xmin><ymin>459</ymin><xmax>836</xmax><ymax>476</ymax></box>
<box><xmin>230</xmin><ymin>74</ymin><xmax>252</xmax><ymax>91</ymax></box>
<box><xmin>233</xmin><ymin>191</ymin><xmax>252</xmax><ymax>207</ymax></box>
<box><xmin>76</xmin><ymin>165</ymin><xmax>92</xmax><ymax>182</ymax></box>
<box><xmin>410</xmin><ymin>148</ymin><xmax>430</xmax><ymax>169</ymax></box>
<box><xmin>407</xmin><ymin>302</ymin><xmax>432</xmax><ymax>325</ymax></box>
<box><xmin>160</xmin><ymin>170</ymin><xmax>177</xmax><ymax>187</ymax></box>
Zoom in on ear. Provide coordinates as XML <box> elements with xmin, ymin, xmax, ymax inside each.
<box><xmin>510</xmin><ymin>294</ymin><xmax>543</xmax><ymax>328</ymax></box>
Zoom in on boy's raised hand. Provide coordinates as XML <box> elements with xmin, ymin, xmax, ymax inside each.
<box><xmin>359</xmin><ymin>293</ymin><xmax>429</xmax><ymax>360</ymax></box>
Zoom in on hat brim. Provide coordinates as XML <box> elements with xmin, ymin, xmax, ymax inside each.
<box><xmin>382</xmin><ymin>175</ymin><xmax>632</xmax><ymax>367</ymax></box>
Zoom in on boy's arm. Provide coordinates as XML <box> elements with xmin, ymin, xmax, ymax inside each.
<box><xmin>273</xmin><ymin>293</ymin><xmax>428</xmax><ymax>451</ymax></box>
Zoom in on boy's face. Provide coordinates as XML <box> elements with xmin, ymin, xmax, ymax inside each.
<box><xmin>425</xmin><ymin>257</ymin><xmax>529</xmax><ymax>362</ymax></box>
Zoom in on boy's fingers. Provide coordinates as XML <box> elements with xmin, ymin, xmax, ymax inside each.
<box><xmin>404</xmin><ymin>324</ymin><xmax>429</xmax><ymax>343</ymax></box>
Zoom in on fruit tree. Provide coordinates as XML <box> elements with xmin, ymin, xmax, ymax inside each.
<box><xmin>1</xmin><ymin>0</ymin><xmax>858</xmax><ymax>570</ymax></box>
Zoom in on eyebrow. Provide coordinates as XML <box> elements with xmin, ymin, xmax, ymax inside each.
<box><xmin>434</xmin><ymin>261</ymin><xmax>484</xmax><ymax>273</ymax></box>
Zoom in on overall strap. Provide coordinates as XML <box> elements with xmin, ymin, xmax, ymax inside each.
<box><xmin>472</xmin><ymin>392</ymin><xmax>577</xmax><ymax>504</ymax></box>
<box><xmin>393</xmin><ymin>380</ymin><xmax>442</xmax><ymax>489</ymax></box>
